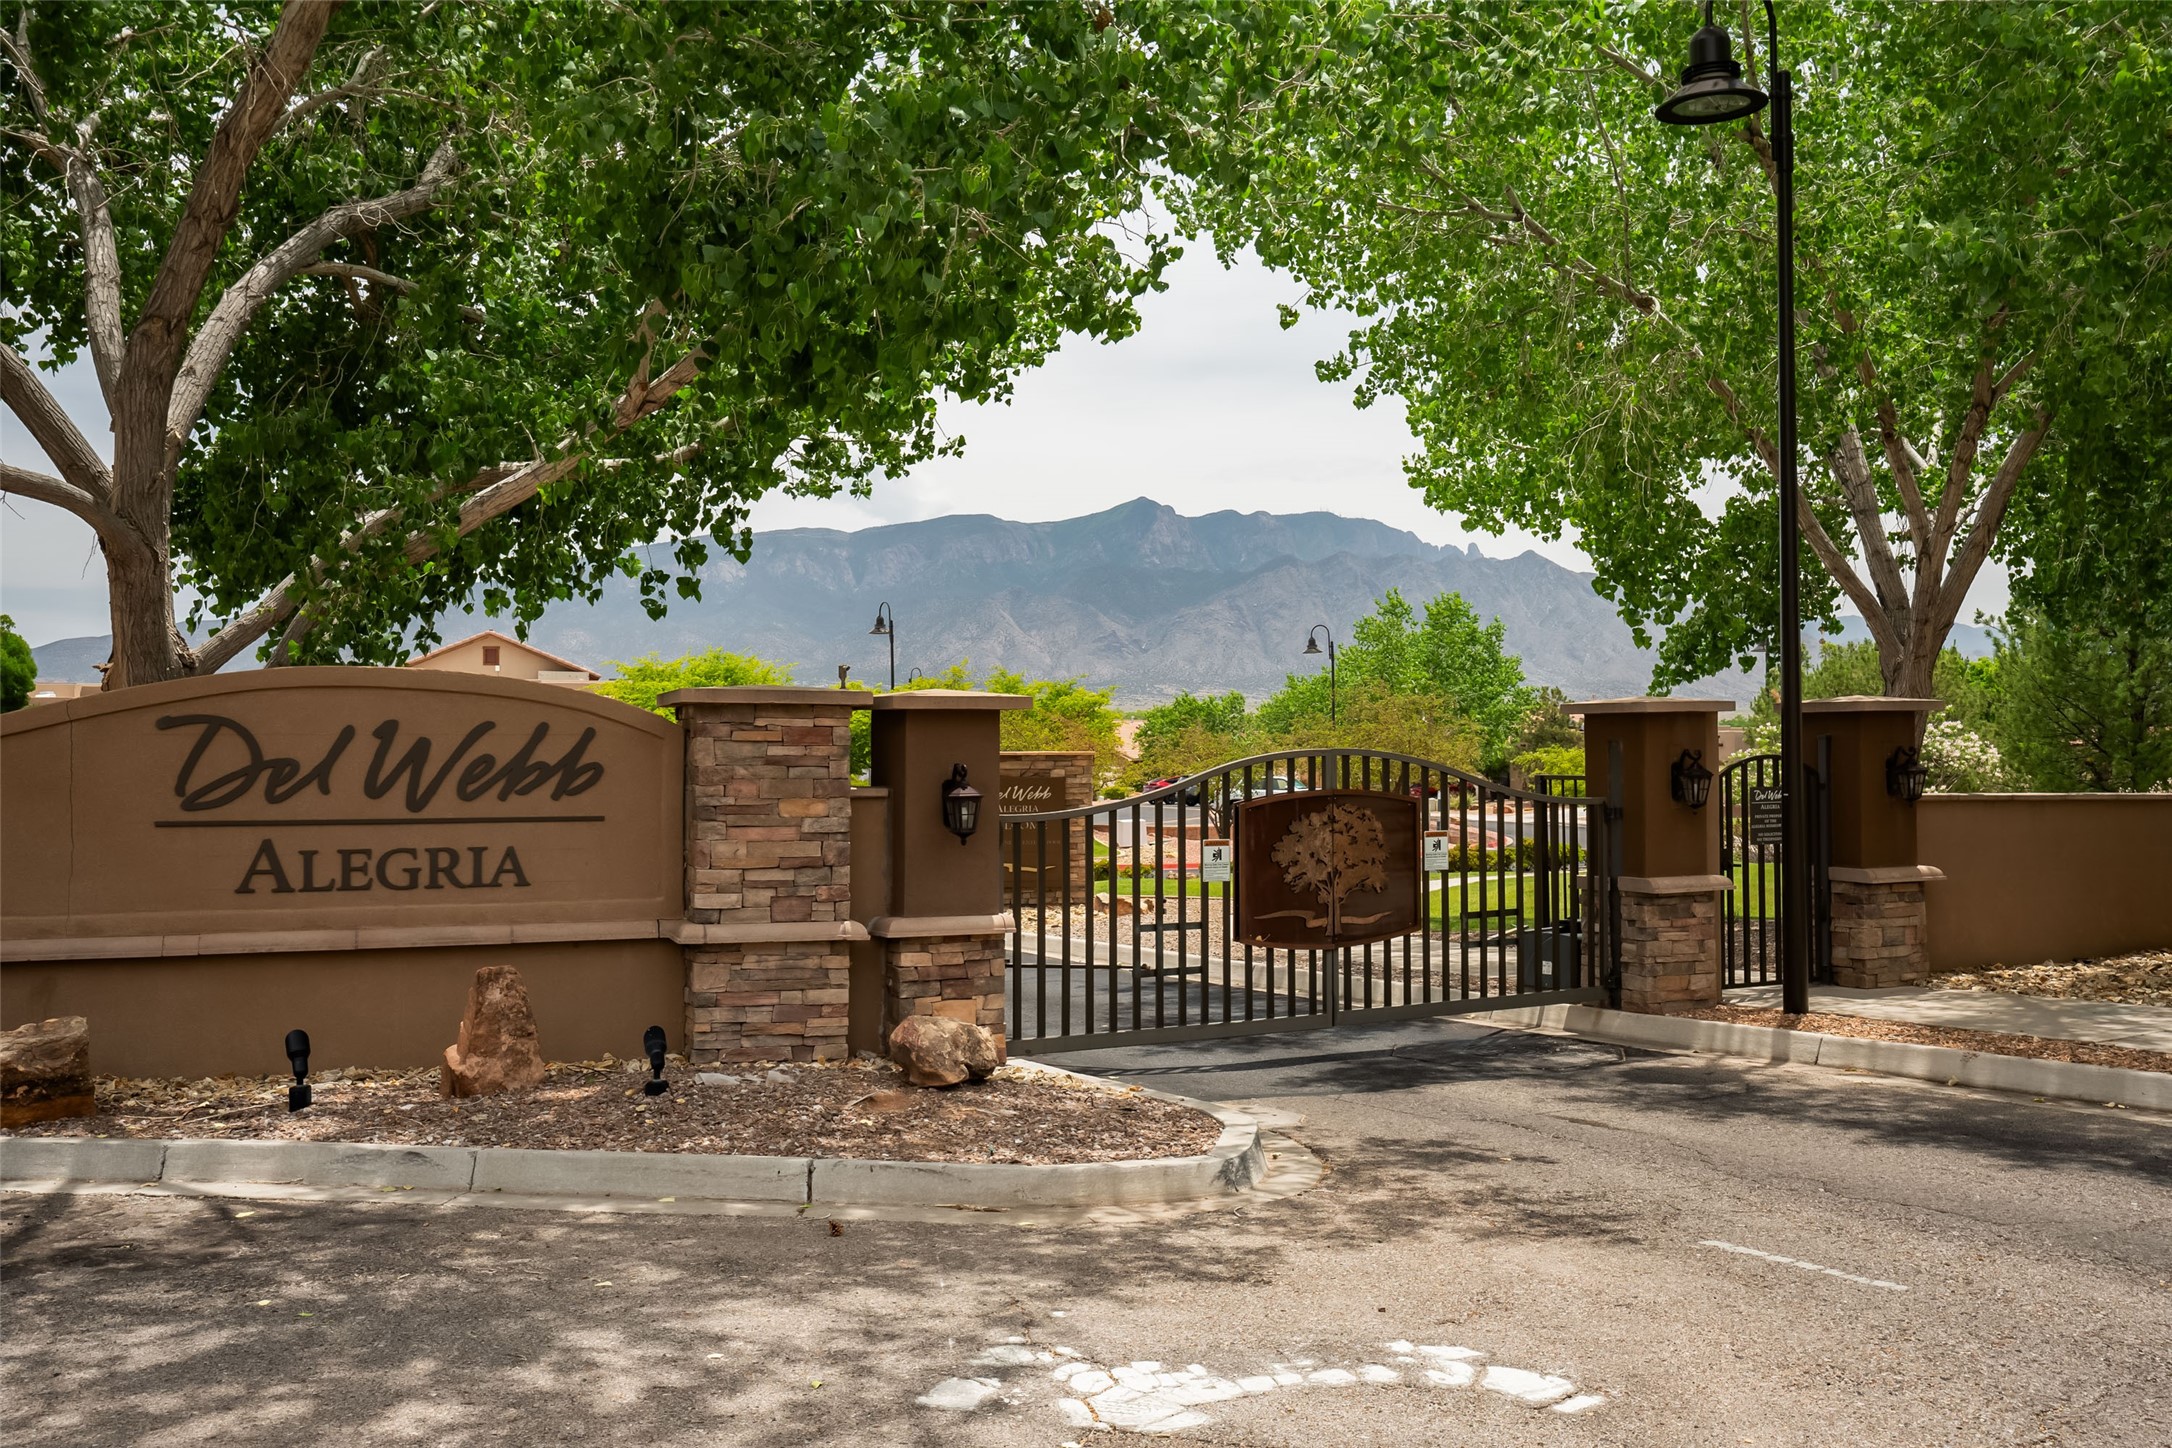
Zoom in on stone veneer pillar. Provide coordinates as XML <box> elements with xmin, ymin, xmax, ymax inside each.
<box><xmin>1805</xmin><ymin>697</ymin><xmax>1945</xmax><ymax>988</ymax></box>
<box><xmin>869</xmin><ymin>691</ymin><xmax>1031</xmax><ymax>1051</ymax></box>
<box><xmin>661</xmin><ymin>687</ymin><xmax>872</xmax><ymax>1063</ymax></box>
<box><xmin>1568</xmin><ymin>697</ymin><xmax>1735</xmax><ymax>1014</ymax></box>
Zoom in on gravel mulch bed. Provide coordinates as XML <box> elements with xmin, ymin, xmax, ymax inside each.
<box><xmin>2</xmin><ymin>1058</ymin><xmax>1225</xmax><ymax>1164</ymax></box>
<box><xmin>1929</xmin><ymin>948</ymin><xmax>2172</xmax><ymax>1008</ymax></box>
<box><xmin>1678</xmin><ymin>1006</ymin><xmax>2172</xmax><ymax>1076</ymax></box>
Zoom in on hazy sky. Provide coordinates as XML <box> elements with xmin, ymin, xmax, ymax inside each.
<box><xmin>2</xmin><ymin>243</ymin><xmax>2003</xmax><ymax>647</ymax></box>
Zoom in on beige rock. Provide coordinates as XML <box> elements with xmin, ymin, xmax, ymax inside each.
<box><xmin>888</xmin><ymin>1015</ymin><xmax>1000</xmax><ymax>1089</ymax></box>
<box><xmin>1</xmin><ymin>1015</ymin><xmax>93</xmax><ymax>1126</ymax></box>
<box><xmin>440</xmin><ymin>965</ymin><xmax>546</xmax><ymax>1097</ymax></box>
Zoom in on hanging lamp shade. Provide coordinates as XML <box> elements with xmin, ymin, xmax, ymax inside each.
<box><xmin>1655</xmin><ymin>13</ymin><xmax>1769</xmax><ymax>126</ymax></box>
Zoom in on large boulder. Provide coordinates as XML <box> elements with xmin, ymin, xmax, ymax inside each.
<box><xmin>440</xmin><ymin>965</ymin><xmax>547</xmax><ymax>1097</ymax></box>
<box><xmin>2</xmin><ymin>1016</ymin><xmax>93</xmax><ymax>1126</ymax></box>
<box><xmin>888</xmin><ymin>1015</ymin><xmax>1001</xmax><ymax>1088</ymax></box>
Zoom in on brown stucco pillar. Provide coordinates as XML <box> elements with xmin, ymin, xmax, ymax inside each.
<box><xmin>663</xmin><ymin>687</ymin><xmax>871</xmax><ymax>1063</ymax></box>
<box><xmin>1569</xmin><ymin>697</ymin><xmax>1734</xmax><ymax>1014</ymax></box>
<box><xmin>998</xmin><ymin>750</ymin><xmax>1095</xmax><ymax>904</ymax></box>
<box><xmin>869</xmin><ymin>691</ymin><xmax>1031</xmax><ymax>1050</ymax></box>
<box><xmin>1805</xmin><ymin>697</ymin><xmax>1945</xmax><ymax>989</ymax></box>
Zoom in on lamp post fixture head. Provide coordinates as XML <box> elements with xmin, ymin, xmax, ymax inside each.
<box><xmin>1885</xmin><ymin>744</ymin><xmax>1929</xmax><ymax>805</ymax></box>
<box><xmin>869</xmin><ymin>603</ymin><xmax>893</xmax><ymax>637</ymax></box>
<box><xmin>284</xmin><ymin>1028</ymin><xmax>312</xmax><ymax>1112</ymax></box>
<box><xmin>1655</xmin><ymin>2</ymin><xmax>1769</xmax><ymax>126</ymax></box>
<box><xmin>1670</xmin><ymin>748</ymin><xmax>1714</xmax><ymax>810</ymax></box>
<box><xmin>642</xmin><ymin>1024</ymin><xmax>670</xmax><ymax>1096</ymax></box>
<box><xmin>1303</xmin><ymin>624</ymin><xmax>1333</xmax><ymax>657</ymax></box>
<box><xmin>940</xmin><ymin>762</ymin><xmax>983</xmax><ymax>844</ymax></box>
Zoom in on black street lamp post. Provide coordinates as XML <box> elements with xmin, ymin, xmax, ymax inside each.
<box><xmin>868</xmin><ymin>602</ymin><xmax>896</xmax><ymax>691</ymax></box>
<box><xmin>1656</xmin><ymin>0</ymin><xmax>1809</xmax><ymax>1014</ymax></box>
<box><xmin>1303</xmin><ymin>624</ymin><xmax>1338</xmax><ymax>724</ymax></box>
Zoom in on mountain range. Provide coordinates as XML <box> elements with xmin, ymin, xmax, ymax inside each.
<box><xmin>28</xmin><ymin>499</ymin><xmax>1990</xmax><ymax>707</ymax></box>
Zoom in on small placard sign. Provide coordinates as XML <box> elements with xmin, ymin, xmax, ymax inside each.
<box><xmin>1422</xmin><ymin>831</ymin><xmax>1453</xmax><ymax>873</ymax></box>
<box><xmin>1748</xmin><ymin>786</ymin><xmax>1785</xmax><ymax>846</ymax></box>
<box><xmin>1201</xmin><ymin>839</ymin><xmax>1233</xmax><ymax>884</ymax></box>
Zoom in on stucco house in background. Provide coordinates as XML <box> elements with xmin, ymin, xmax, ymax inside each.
<box><xmin>403</xmin><ymin>629</ymin><xmax>600</xmax><ymax>686</ymax></box>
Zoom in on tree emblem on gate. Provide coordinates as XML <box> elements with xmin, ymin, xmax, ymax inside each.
<box><xmin>1261</xmin><ymin>800</ymin><xmax>1394</xmax><ymax>930</ymax></box>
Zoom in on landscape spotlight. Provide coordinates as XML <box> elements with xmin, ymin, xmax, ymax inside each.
<box><xmin>284</xmin><ymin>1028</ymin><xmax>312</xmax><ymax>1112</ymax></box>
<box><xmin>642</xmin><ymin>1025</ymin><xmax>670</xmax><ymax>1096</ymax></box>
<box><xmin>1654</xmin><ymin>1</ymin><xmax>1768</xmax><ymax>126</ymax></box>
<box><xmin>940</xmin><ymin>763</ymin><xmax>983</xmax><ymax>844</ymax></box>
<box><xmin>1670</xmin><ymin>749</ymin><xmax>1713</xmax><ymax>811</ymax></box>
<box><xmin>1885</xmin><ymin>745</ymin><xmax>1928</xmax><ymax>805</ymax></box>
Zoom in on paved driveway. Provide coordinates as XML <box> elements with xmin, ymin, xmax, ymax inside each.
<box><xmin>7</xmin><ymin>1017</ymin><xmax>2169</xmax><ymax>1446</ymax></box>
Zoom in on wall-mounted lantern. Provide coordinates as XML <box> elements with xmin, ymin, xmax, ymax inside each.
<box><xmin>1885</xmin><ymin>744</ymin><xmax>1928</xmax><ymax>804</ymax></box>
<box><xmin>642</xmin><ymin>1024</ymin><xmax>670</xmax><ymax>1096</ymax></box>
<box><xmin>940</xmin><ymin>763</ymin><xmax>982</xmax><ymax>844</ymax></box>
<box><xmin>1670</xmin><ymin>748</ymin><xmax>1713</xmax><ymax>810</ymax></box>
<box><xmin>284</xmin><ymin>1028</ymin><xmax>312</xmax><ymax>1112</ymax></box>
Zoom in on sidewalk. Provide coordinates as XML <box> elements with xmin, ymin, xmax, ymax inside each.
<box><xmin>1727</xmin><ymin>983</ymin><xmax>2172</xmax><ymax>1053</ymax></box>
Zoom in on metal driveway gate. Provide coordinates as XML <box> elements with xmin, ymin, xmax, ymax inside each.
<box><xmin>1000</xmin><ymin>749</ymin><xmax>1616</xmax><ymax>1053</ymax></box>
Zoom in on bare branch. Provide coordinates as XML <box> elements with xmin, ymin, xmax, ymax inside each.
<box><xmin>167</xmin><ymin>141</ymin><xmax>460</xmax><ymax>471</ymax></box>
<box><xmin>126</xmin><ymin>1</ymin><xmax>339</xmax><ymax>408</ymax></box>
<box><xmin>270</xmin><ymin>44</ymin><xmax>385</xmax><ymax>138</ymax></box>
<box><xmin>299</xmin><ymin>260</ymin><xmax>484</xmax><ymax>322</ymax></box>
<box><xmin>1</xmin><ymin>345</ymin><xmax>112</xmax><ymax>504</ymax></box>
<box><xmin>1</xmin><ymin>460</ymin><xmax>104</xmax><ymax>519</ymax></box>
<box><xmin>1931</xmin><ymin>407</ymin><xmax>2053</xmax><ymax>641</ymax></box>
<box><xmin>1821</xmin><ymin>428</ymin><xmax>1910</xmax><ymax>612</ymax></box>
<box><xmin>2</xmin><ymin>28</ymin><xmax>125</xmax><ymax>406</ymax></box>
<box><xmin>1796</xmin><ymin>490</ymin><xmax>1898</xmax><ymax>659</ymax></box>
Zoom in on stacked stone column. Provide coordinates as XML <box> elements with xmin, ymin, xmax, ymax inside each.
<box><xmin>663</xmin><ymin>687</ymin><xmax>870</xmax><ymax>1063</ymax></box>
<box><xmin>1805</xmin><ymin>697</ymin><xmax>1944</xmax><ymax>989</ymax></box>
<box><xmin>1569</xmin><ymin>698</ymin><xmax>1734</xmax><ymax>1014</ymax></box>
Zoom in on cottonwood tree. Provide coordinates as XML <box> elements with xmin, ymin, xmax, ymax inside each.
<box><xmin>1188</xmin><ymin>1</ymin><xmax>2172</xmax><ymax>696</ymax></box>
<box><xmin>3</xmin><ymin>0</ymin><xmax>1253</xmax><ymax>687</ymax></box>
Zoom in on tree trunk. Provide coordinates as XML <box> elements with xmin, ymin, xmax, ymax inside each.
<box><xmin>101</xmin><ymin>520</ymin><xmax>182</xmax><ymax>689</ymax></box>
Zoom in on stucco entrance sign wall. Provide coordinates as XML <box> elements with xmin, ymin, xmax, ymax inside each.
<box><xmin>1</xmin><ymin>668</ymin><xmax>681</xmax><ymax>947</ymax></box>
<box><xmin>1235</xmin><ymin>790</ymin><xmax>1422</xmax><ymax>950</ymax></box>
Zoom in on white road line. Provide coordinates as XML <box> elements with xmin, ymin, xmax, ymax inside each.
<box><xmin>1699</xmin><ymin>1239</ymin><xmax>1908</xmax><ymax>1292</ymax></box>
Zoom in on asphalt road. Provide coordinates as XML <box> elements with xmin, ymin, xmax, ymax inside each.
<box><xmin>6</xmin><ymin>1017</ymin><xmax>2169</xmax><ymax>1447</ymax></box>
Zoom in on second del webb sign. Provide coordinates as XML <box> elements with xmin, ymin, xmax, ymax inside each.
<box><xmin>0</xmin><ymin>668</ymin><xmax>680</xmax><ymax>945</ymax></box>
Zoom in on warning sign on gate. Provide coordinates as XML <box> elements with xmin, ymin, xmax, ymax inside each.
<box><xmin>1748</xmin><ymin>785</ymin><xmax>1785</xmax><ymax>846</ymax></box>
<box><xmin>1201</xmin><ymin>839</ymin><xmax>1233</xmax><ymax>883</ymax></box>
<box><xmin>1422</xmin><ymin>831</ymin><xmax>1452</xmax><ymax>873</ymax></box>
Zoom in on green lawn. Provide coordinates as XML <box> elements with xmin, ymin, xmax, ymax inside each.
<box><xmin>1066</xmin><ymin>874</ymin><xmax>1568</xmax><ymax>929</ymax></box>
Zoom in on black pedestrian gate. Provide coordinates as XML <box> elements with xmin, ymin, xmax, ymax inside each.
<box><xmin>1716</xmin><ymin>749</ymin><xmax>1832</xmax><ymax>988</ymax></box>
<box><xmin>1000</xmin><ymin>749</ymin><xmax>1616</xmax><ymax>1052</ymax></box>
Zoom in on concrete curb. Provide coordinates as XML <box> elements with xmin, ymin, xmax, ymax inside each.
<box><xmin>0</xmin><ymin>1070</ymin><xmax>1264</xmax><ymax>1210</ymax></box>
<box><xmin>1472</xmin><ymin>1003</ymin><xmax>2172</xmax><ymax>1110</ymax></box>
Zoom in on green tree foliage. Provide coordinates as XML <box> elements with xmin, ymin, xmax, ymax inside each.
<box><xmin>1987</xmin><ymin>356</ymin><xmax>2172</xmax><ymax>792</ymax></box>
<box><xmin>0</xmin><ymin>615</ymin><xmax>36</xmax><ymax>712</ymax></box>
<box><xmin>3</xmin><ymin>2</ymin><xmax>1271</xmax><ymax>686</ymax></box>
<box><xmin>983</xmin><ymin>668</ymin><xmax>1122</xmax><ymax>776</ymax></box>
<box><xmin>1185</xmin><ymin>1</ymin><xmax>2172</xmax><ymax>698</ymax></box>
<box><xmin>1738</xmin><ymin>638</ymin><xmax>1985</xmax><ymax>752</ymax></box>
<box><xmin>1273</xmin><ymin>681</ymin><xmax>1483</xmax><ymax>774</ymax></box>
<box><xmin>1994</xmin><ymin>613</ymin><xmax>2171</xmax><ymax>792</ymax></box>
<box><xmin>1257</xmin><ymin>589</ymin><xmax>1532</xmax><ymax>770</ymax></box>
<box><xmin>591</xmin><ymin>649</ymin><xmax>794</xmax><ymax>716</ymax></box>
